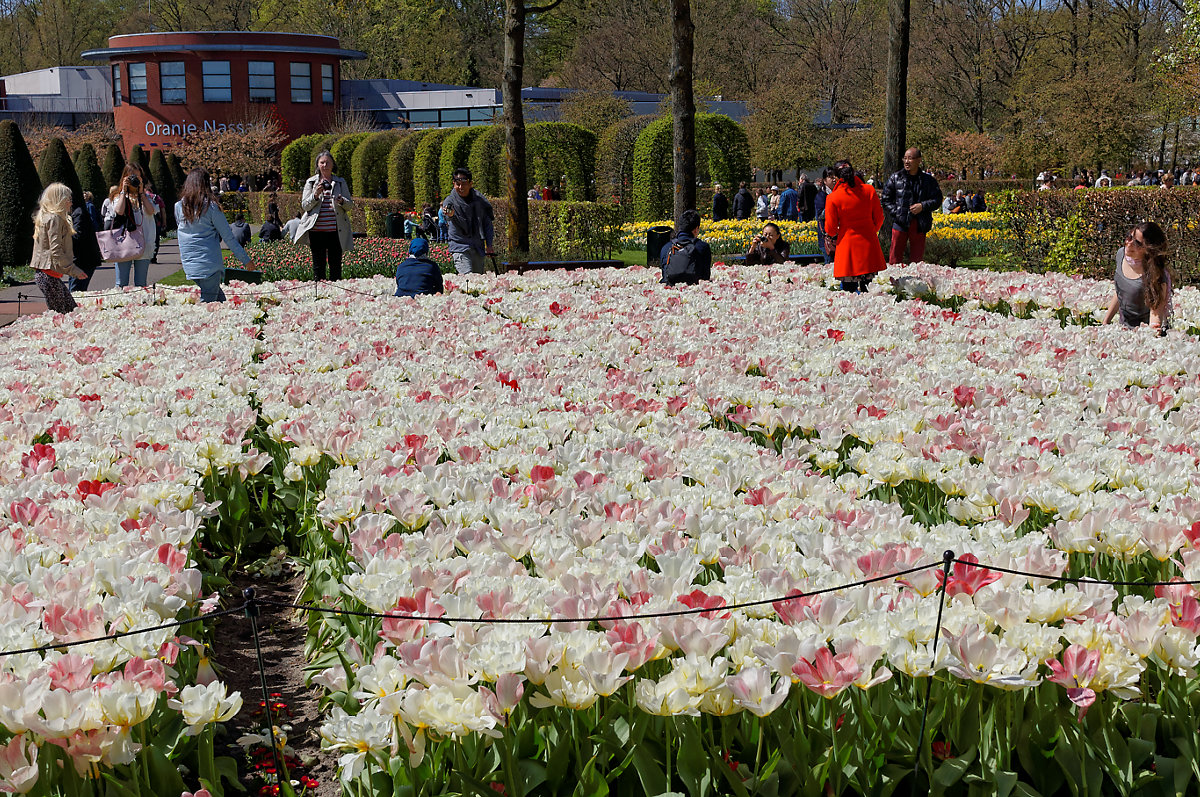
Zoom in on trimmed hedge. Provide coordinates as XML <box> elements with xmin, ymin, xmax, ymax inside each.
<box><xmin>631</xmin><ymin>113</ymin><xmax>751</xmax><ymax>221</ymax></box>
<box><xmin>468</xmin><ymin>125</ymin><xmax>506</xmax><ymax>198</ymax></box>
<box><xmin>330</xmin><ymin>132</ymin><xmax>373</xmax><ymax>196</ymax></box>
<box><xmin>101</xmin><ymin>143</ymin><xmax>125</xmax><ymax>190</ymax></box>
<box><xmin>439</xmin><ymin>126</ymin><xmax>491</xmax><ymax>197</ymax></box>
<box><xmin>128</xmin><ymin>145</ymin><xmax>148</xmax><ymax>177</ymax></box>
<box><xmin>167</xmin><ymin>153</ymin><xmax>187</xmax><ymax>192</ymax></box>
<box><xmin>0</xmin><ymin>120</ymin><xmax>42</xmax><ymax>273</ymax></box>
<box><xmin>413</xmin><ymin>128</ymin><xmax>456</xmax><ymax>206</ymax></box>
<box><xmin>596</xmin><ymin>115</ymin><xmax>654</xmax><ymax>207</ymax></box>
<box><xmin>527</xmin><ymin>122</ymin><xmax>597</xmax><ymax>201</ymax></box>
<box><xmin>281</xmin><ymin>133</ymin><xmax>327</xmax><ymax>191</ymax></box>
<box><xmin>352</xmin><ymin>131</ymin><xmax>403</xmax><ymax>201</ymax></box>
<box><xmin>388</xmin><ymin>130</ymin><xmax>430</xmax><ymax>206</ymax></box>
<box><xmin>492</xmin><ymin>200</ymin><xmax>623</xmax><ymax>261</ymax></box>
<box><xmin>992</xmin><ymin>186</ymin><xmax>1200</xmax><ymax>284</ymax></box>
<box><xmin>37</xmin><ymin>138</ymin><xmax>82</xmax><ymax>206</ymax></box>
<box><xmin>149</xmin><ymin>148</ymin><xmax>178</xmax><ymax>230</ymax></box>
<box><xmin>73</xmin><ymin>143</ymin><xmax>108</xmax><ymax>203</ymax></box>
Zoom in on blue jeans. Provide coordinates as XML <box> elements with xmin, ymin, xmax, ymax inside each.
<box><xmin>192</xmin><ymin>272</ymin><xmax>226</xmax><ymax>303</ymax></box>
<box><xmin>116</xmin><ymin>258</ymin><xmax>150</xmax><ymax>287</ymax></box>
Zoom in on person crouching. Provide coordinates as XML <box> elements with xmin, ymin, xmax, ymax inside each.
<box><xmin>395</xmin><ymin>236</ymin><xmax>444</xmax><ymax>298</ymax></box>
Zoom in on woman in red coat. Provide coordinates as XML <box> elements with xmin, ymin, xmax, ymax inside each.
<box><xmin>824</xmin><ymin>160</ymin><xmax>886</xmax><ymax>292</ymax></box>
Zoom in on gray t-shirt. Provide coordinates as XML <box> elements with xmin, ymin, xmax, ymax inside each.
<box><xmin>1114</xmin><ymin>247</ymin><xmax>1170</xmax><ymax>329</ymax></box>
<box><xmin>1114</xmin><ymin>247</ymin><xmax>1150</xmax><ymax>328</ymax></box>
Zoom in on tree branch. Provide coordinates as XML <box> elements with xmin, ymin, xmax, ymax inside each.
<box><xmin>525</xmin><ymin>0</ymin><xmax>564</xmax><ymax>14</ymax></box>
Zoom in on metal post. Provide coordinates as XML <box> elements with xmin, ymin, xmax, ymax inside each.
<box><xmin>911</xmin><ymin>550</ymin><xmax>955</xmax><ymax>795</ymax></box>
<box><xmin>243</xmin><ymin>587</ymin><xmax>288</xmax><ymax>788</ymax></box>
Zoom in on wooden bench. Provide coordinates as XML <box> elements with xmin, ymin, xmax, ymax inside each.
<box><xmin>723</xmin><ymin>253</ymin><xmax>826</xmax><ymax>266</ymax></box>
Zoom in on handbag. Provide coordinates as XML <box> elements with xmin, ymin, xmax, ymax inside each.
<box><xmin>97</xmin><ymin>224</ymin><xmax>145</xmax><ymax>263</ymax></box>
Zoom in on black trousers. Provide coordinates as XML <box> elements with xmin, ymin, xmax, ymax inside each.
<box><xmin>308</xmin><ymin>230</ymin><xmax>343</xmax><ymax>281</ymax></box>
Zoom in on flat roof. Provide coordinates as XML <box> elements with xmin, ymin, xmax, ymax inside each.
<box><xmin>82</xmin><ymin>31</ymin><xmax>366</xmax><ymax>61</ymax></box>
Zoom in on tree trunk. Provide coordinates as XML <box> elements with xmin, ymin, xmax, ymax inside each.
<box><xmin>503</xmin><ymin>0</ymin><xmax>529</xmax><ymax>256</ymax></box>
<box><xmin>670</xmin><ymin>0</ymin><xmax>695</xmax><ymax>229</ymax></box>
<box><xmin>882</xmin><ymin>0</ymin><xmax>910</xmax><ymax>180</ymax></box>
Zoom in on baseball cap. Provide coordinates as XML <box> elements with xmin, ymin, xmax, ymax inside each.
<box><xmin>409</xmin><ymin>237</ymin><xmax>429</xmax><ymax>257</ymax></box>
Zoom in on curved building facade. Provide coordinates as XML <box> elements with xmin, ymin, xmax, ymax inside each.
<box><xmin>82</xmin><ymin>31</ymin><xmax>365</xmax><ymax>153</ymax></box>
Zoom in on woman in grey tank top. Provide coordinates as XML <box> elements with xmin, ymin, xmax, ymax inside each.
<box><xmin>1103</xmin><ymin>221</ymin><xmax>1173</xmax><ymax>334</ymax></box>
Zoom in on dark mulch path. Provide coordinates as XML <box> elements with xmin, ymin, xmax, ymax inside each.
<box><xmin>214</xmin><ymin>569</ymin><xmax>341</xmax><ymax>797</ymax></box>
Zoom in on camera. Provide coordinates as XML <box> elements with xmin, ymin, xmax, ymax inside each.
<box><xmin>321</xmin><ymin>180</ymin><xmax>332</xmax><ymax>191</ymax></box>
<box><xmin>127</xmin><ymin>175</ymin><xmax>140</xmax><ymax>188</ymax></box>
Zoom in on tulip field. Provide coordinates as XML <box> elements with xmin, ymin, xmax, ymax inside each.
<box><xmin>3</xmin><ymin>259</ymin><xmax>1200</xmax><ymax>796</ymax></box>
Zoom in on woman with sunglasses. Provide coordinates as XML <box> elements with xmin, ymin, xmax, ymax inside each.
<box><xmin>1104</xmin><ymin>221</ymin><xmax>1173</xmax><ymax>334</ymax></box>
<box><xmin>295</xmin><ymin>150</ymin><xmax>354</xmax><ymax>280</ymax></box>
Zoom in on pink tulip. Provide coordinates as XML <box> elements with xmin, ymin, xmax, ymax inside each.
<box><xmin>792</xmin><ymin>647</ymin><xmax>862</xmax><ymax>699</ymax></box>
<box><xmin>1046</xmin><ymin>645</ymin><xmax>1101</xmax><ymax>720</ymax></box>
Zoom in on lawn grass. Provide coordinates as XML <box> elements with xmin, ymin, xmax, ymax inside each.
<box><xmin>156</xmin><ymin>269</ymin><xmax>192</xmax><ymax>286</ymax></box>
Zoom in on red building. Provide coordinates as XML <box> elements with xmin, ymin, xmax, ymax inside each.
<box><xmin>82</xmin><ymin>31</ymin><xmax>366</xmax><ymax>153</ymax></box>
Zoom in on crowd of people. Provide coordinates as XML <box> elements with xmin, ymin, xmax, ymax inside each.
<box><xmin>657</xmin><ymin>146</ymin><xmax>1173</xmax><ymax>332</ymax></box>
<box><xmin>24</xmin><ymin>147</ymin><xmax>1173</xmax><ymax>333</ymax></box>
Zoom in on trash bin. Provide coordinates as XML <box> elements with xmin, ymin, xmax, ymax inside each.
<box><xmin>646</xmin><ymin>225</ymin><xmax>674</xmax><ymax>268</ymax></box>
<box><xmin>385</xmin><ymin>212</ymin><xmax>404</xmax><ymax>239</ymax></box>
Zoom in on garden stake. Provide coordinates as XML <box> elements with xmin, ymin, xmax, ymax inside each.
<box><xmin>244</xmin><ymin>587</ymin><xmax>288</xmax><ymax>790</ymax></box>
<box><xmin>911</xmin><ymin>550</ymin><xmax>955</xmax><ymax>796</ymax></box>
<box><xmin>16</xmin><ymin>292</ymin><xmax>24</xmax><ymax>318</ymax></box>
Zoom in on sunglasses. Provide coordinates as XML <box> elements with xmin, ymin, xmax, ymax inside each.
<box><xmin>1126</xmin><ymin>233</ymin><xmax>1145</xmax><ymax>247</ymax></box>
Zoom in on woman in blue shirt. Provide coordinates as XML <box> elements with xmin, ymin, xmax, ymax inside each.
<box><xmin>175</xmin><ymin>168</ymin><xmax>250</xmax><ymax>302</ymax></box>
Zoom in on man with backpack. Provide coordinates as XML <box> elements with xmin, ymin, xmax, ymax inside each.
<box><xmin>659</xmin><ymin>209</ymin><xmax>712</xmax><ymax>285</ymax></box>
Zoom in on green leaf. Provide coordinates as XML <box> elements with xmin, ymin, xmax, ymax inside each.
<box><xmin>632</xmin><ymin>746</ymin><xmax>668</xmax><ymax>796</ymax></box>
<box><xmin>144</xmin><ymin>745</ymin><xmax>187</xmax><ymax>796</ymax></box>
<box><xmin>677</xmin><ymin>722</ymin><xmax>712</xmax><ymax>797</ymax></box>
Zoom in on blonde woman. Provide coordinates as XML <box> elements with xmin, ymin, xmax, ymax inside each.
<box><xmin>30</xmin><ymin>183</ymin><xmax>87</xmax><ymax>314</ymax></box>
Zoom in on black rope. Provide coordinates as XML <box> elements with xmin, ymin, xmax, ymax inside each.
<box><xmin>0</xmin><ymin>603</ymin><xmax>246</xmax><ymax>659</ymax></box>
<box><xmin>912</xmin><ymin>551</ymin><xmax>955</xmax><ymax>795</ymax></box>
<box><xmin>256</xmin><ymin>561</ymin><xmax>943</xmax><ymax>625</ymax></box>
<box><xmin>951</xmin><ymin>557</ymin><xmax>1199</xmax><ymax>588</ymax></box>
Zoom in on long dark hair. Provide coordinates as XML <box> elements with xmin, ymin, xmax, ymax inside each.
<box><xmin>1131</xmin><ymin>221</ymin><xmax>1172</xmax><ymax>311</ymax></box>
<box><xmin>833</xmin><ymin>160</ymin><xmax>858</xmax><ymax>188</ymax></box>
<box><xmin>180</xmin><ymin>168</ymin><xmax>218</xmax><ymax>224</ymax></box>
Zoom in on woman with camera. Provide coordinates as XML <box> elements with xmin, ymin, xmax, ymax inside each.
<box><xmin>743</xmin><ymin>222</ymin><xmax>791</xmax><ymax>266</ymax></box>
<box><xmin>105</xmin><ymin>165</ymin><xmax>160</xmax><ymax>288</ymax></box>
<box><xmin>295</xmin><ymin>150</ymin><xmax>353</xmax><ymax>280</ymax></box>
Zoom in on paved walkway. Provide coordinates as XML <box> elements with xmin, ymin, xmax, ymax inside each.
<box><xmin>0</xmin><ymin>239</ymin><xmax>187</xmax><ymax>328</ymax></box>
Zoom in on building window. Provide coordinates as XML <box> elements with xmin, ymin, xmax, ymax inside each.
<box><xmin>248</xmin><ymin>61</ymin><xmax>275</xmax><ymax>102</ymax></box>
<box><xmin>129</xmin><ymin>63</ymin><xmax>147</xmax><ymax>104</ymax></box>
<box><xmin>202</xmin><ymin>61</ymin><xmax>232</xmax><ymax>102</ymax></box>
<box><xmin>112</xmin><ymin>64</ymin><xmax>122</xmax><ymax>106</ymax></box>
<box><xmin>290</xmin><ymin>62</ymin><xmax>311</xmax><ymax>104</ymax></box>
<box><xmin>160</xmin><ymin>61</ymin><xmax>186</xmax><ymax>104</ymax></box>
<box><xmin>321</xmin><ymin>64</ymin><xmax>334</xmax><ymax>104</ymax></box>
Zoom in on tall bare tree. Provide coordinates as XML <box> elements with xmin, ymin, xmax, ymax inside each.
<box><xmin>882</xmin><ymin>0</ymin><xmax>909</xmax><ymax>178</ymax></box>
<box><xmin>670</xmin><ymin>0</ymin><xmax>695</xmax><ymax>228</ymax></box>
<box><xmin>503</xmin><ymin>0</ymin><xmax>564</xmax><ymax>256</ymax></box>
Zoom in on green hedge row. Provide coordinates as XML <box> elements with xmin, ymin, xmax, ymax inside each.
<box><xmin>492</xmin><ymin>200</ymin><xmax>624</xmax><ymax>261</ymax></box>
<box><xmin>218</xmin><ymin>191</ymin><xmax>407</xmax><ymax>237</ymax></box>
<box><xmin>631</xmin><ymin>113</ymin><xmax>751</xmax><ymax>221</ymax></box>
<box><xmin>992</xmin><ymin>187</ymin><xmax>1200</xmax><ymax>284</ymax></box>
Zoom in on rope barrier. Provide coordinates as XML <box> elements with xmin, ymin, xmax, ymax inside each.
<box><xmin>0</xmin><ymin>603</ymin><xmax>246</xmax><ymax>659</ymax></box>
<box><xmin>254</xmin><ymin>561</ymin><xmax>944</xmax><ymax>625</ymax></box>
<box><xmin>951</xmin><ymin>557</ymin><xmax>1198</xmax><ymax>588</ymax></box>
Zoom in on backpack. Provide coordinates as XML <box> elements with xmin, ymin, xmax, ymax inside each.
<box><xmin>662</xmin><ymin>238</ymin><xmax>698</xmax><ymax>285</ymax></box>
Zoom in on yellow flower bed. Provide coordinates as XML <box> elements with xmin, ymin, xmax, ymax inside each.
<box><xmin>622</xmin><ymin>213</ymin><xmax>999</xmax><ymax>256</ymax></box>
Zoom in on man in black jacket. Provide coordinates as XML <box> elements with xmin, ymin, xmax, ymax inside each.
<box><xmin>879</xmin><ymin>147</ymin><xmax>944</xmax><ymax>265</ymax></box>
<box><xmin>732</xmin><ymin>182</ymin><xmax>753</xmax><ymax>220</ymax></box>
<box><xmin>659</xmin><ymin>209</ymin><xmax>712</xmax><ymax>285</ymax></box>
<box><xmin>712</xmin><ymin>185</ymin><xmax>729</xmax><ymax>221</ymax></box>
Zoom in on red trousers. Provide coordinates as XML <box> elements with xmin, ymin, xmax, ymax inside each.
<box><xmin>889</xmin><ymin>221</ymin><xmax>926</xmax><ymax>265</ymax></box>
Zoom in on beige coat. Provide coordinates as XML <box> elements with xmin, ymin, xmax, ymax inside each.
<box><xmin>295</xmin><ymin>174</ymin><xmax>354</xmax><ymax>252</ymax></box>
<box><xmin>30</xmin><ymin>214</ymin><xmax>81</xmax><ymax>277</ymax></box>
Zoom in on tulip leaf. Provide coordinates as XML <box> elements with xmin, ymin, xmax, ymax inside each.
<box><xmin>144</xmin><ymin>745</ymin><xmax>187</xmax><ymax>796</ymax></box>
<box><xmin>676</xmin><ymin>722</ymin><xmax>712</xmax><ymax>797</ymax></box>
<box><xmin>631</xmin><ymin>746</ymin><xmax>667</xmax><ymax>796</ymax></box>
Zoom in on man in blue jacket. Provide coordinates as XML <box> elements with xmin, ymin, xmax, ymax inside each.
<box><xmin>778</xmin><ymin>182</ymin><xmax>799</xmax><ymax>221</ymax></box>
<box><xmin>394</xmin><ymin>236</ymin><xmax>444</xmax><ymax>297</ymax></box>
<box><xmin>879</xmin><ymin>147</ymin><xmax>943</xmax><ymax>264</ymax></box>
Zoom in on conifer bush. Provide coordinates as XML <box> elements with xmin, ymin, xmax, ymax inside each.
<box><xmin>0</xmin><ymin>121</ymin><xmax>43</xmax><ymax>276</ymax></box>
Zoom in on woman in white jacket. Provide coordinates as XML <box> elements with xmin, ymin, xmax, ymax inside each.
<box><xmin>293</xmin><ymin>150</ymin><xmax>354</xmax><ymax>280</ymax></box>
